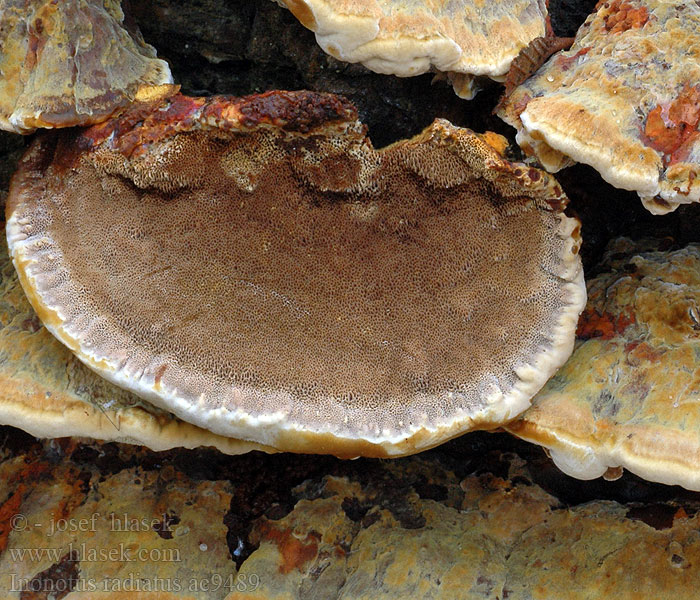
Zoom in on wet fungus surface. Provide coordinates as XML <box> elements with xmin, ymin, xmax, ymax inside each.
<box><xmin>0</xmin><ymin>0</ymin><xmax>172</xmax><ymax>134</ymax></box>
<box><xmin>7</xmin><ymin>90</ymin><xmax>585</xmax><ymax>457</ymax></box>
<box><xmin>499</xmin><ymin>0</ymin><xmax>700</xmax><ymax>214</ymax></box>
<box><xmin>507</xmin><ymin>238</ymin><xmax>700</xmax><ymax>490</ymax></box>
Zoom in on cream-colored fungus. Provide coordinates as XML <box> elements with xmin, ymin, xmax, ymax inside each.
<box><xmin>275</xmin><ymin>0</ymin><xmax>548</xmax><ymax>98</ymax></box>
<box><xmin>499</xmin><ymin>0</ymin><xmax>700</xmax><ymax>214</ymax></box>
<box><xmin>508</xmin><ymin>238</ymin><xmax>700</xmax><ymax>491</ymax></box>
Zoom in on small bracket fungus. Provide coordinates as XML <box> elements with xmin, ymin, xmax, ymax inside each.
<box><xmin>507</xmin><ymin>239</ymin><xmax>700</xmax><ymax>491</ymax></box>
<box><xmin>0</xmin><ymin>0</ymin><xmax>173</xmax><ymax>134</ymax></box>
<box><xmin>274</xmin><ymin>0</ymin><xmax>548</xmax><ymax>99</ymax></box>
<box><xmin>7</xmin><ymin>90</ymin><xmax>585</xmax><ymax>457</ymax></box>
<box><xmin>498</xmin><ymin>0</ymin><xmax>700</xmax><ymax>215</ymax></box>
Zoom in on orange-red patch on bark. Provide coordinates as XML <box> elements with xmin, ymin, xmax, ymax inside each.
<box><xmin>509</xmin><ymin>93</ymin><xmax>533</xmax><ymax>120</ymax></box>
<box><xmin>644</xmin><ymin>86</ymin><xmax>700</xmax><ymax>165</ymax></box>
<box><xmin>602</xmin><ymin>0</ymin><xmax>650</xmax><ymax>34</ymax></box>
<box><xmin>674</xmin><ymin>507</ymin><xmax>689</xmax><ymax>522</ymax></box>
<box><xmin>555</xmin><ymin>47</ymin><xmax>591</xmax><ymax>72</ymax></box>
<box><xmin>0</xmin><ymin>459</ymin><xmax>53</xmax><ymax>552</ymax></box>
<box><xmin>0</xmin><ymin>484</ymin><xmax>26</xmax><ymax>554</ymax></box>
<box><xmin>80</xmin><ymin>90</ymin><xmax>358</xmax><ymax>159</ymax></box>
<box><xmin>624</xmin><ymin>340</ymin><xmax>665</xmax><ymax>363</ymax></box>
<box><xmin>616</xmin><ymin>311</ymin><xmax>636</xmax><ymax>335</ymax></box>
<box><xmin>9</xmin><ymin>460</ymin><xmax>50</xmax><ymax>487</ymax></box>
<box><xmin>255</xmin><ymin>521</ymin><xmax>320</xmax><ymax>574</ymax></box>
<box><xmin>52</xmin><ymin>467</ymin><xmax>90</xmax><ymax>523</ymax></box>
<box><xmin>577</xmin><ymin>309</ymin><xmax>636</xmax><ymax>340</ymax></box>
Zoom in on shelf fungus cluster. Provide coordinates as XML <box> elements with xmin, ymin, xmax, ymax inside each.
<box><xmin>0</xmin><ymin>0</ymin><xmax>172</xmax><ymax>134</ymax></box>
<box><xmin>499</xmin><ymin>0</ymin><xmax>700</xmax><ymax>214</ymax></box>
<box><xmin>275</xmin><ymin>0</ymin><xmax>549</xmax><ymax>99</ymax></box>
<box><xmin>6</xmin><ymin>89</ymin><xmax>585</xmax><ymax>458</ymax></box>
<box><xmin>507</xmin><ymin>238</ymin><xmax>700</xmax><ymax>490</ymax></box>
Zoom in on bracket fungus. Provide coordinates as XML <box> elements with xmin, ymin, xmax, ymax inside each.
<box><xmin>7</xmin><ymin>89</ymin><xmax>585</xmax><ymax>457</ymax></box>
<box><xmin>499</xmin><ymin>0</ymin><xmax>700</xmax><ymax>215</ymax></box>
<box><xmin>0</xmin><ymin>0</ymin><xmax>173</xmax><ymax>134</ymax></box>
<box><xmin>0</xmin><ymin>232</ymin><xmax>273</xmax><ymax>455</ymax></box>
<box><xmin>274</xmin><ymin>0</ymin><xmax>549</xmax><ymax>99</ymax></box>
<box><xmin>507</xmin><ymin>239</ymin><xmax>700</xmax><ymax>491</ymax></box>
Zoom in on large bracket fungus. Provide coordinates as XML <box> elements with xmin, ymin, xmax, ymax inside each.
<box><xmin>0</xmin><ymin>0</ymin><xmax>173</xmax><ymax>134</ymax></box>
<box><xmin>274</xmin><ymin>0</ymin><xmax>549</xmax><ymax>99</ymax></box>
<box><xmin>508</xmin><ymin>239</ymin><xmax>700</xmax><ymax>491</ymax></box>
<box><xmin>0</xmin><ymin>231</ymin><xmax>273</xmax><ymax>456</ymax></box>
<box><xmin>499</xmin><ymin>0</ymin><xmax>700</xmax><ymax>215</ymax></box>
<box><xmin>7</xmin><ymin>90</ymin><xmax>585</xmax><ymax>457</ymax></box>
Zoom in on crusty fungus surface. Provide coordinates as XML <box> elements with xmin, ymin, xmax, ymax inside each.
<box><xmin>7</xmin><ymin>90</ymin><xmax>585</xmax><ymax>457</ymax></box>
<box><xmin>499</xmin><ymin>0</ymin><xmax>700</xmax><ymax>215</ymax></box>
<box><xmin>0</xmin><ymin>450</ymin><xmax>236</xmax><ymax>598</ymax></box>
<box><xmin>0</xmin><ymin>229</ymin><xmax>273</xmax><ymax>456</ymax></box>
<box><xmin>274</xmin><ymin>0</ymin><xmax>548</xmax><ymax>99</ymax></box>
<box><xmin>0</xmin><ymin>0</ymin><xmax>173</xmax><ymax>134</ymax></box>
<box><xmin>507</xmin><ymin>238</ymin><xmax>700</xmax><ymax>491</ymax></box>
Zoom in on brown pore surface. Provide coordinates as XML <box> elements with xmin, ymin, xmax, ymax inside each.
<box><xmin>0</xmin><ymin>221</ymin><xmax>274</xmax><ymax>456</ymax></box>
<box><xmin>7</xmin><ymin>90</ymin><xmax>582</xmax><ymax>455</ymax></box>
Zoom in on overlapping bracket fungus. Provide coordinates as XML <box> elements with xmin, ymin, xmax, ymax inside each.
<box><xmin>7</xmin><ymin>89</ymin><xmax>585</xmax><ymax>457</ymax></box>
<box><xmin>0</xmin><ymin>0</ymin><xmax>173</xmax><ymax>134</ymax></box>
<box><xmin>499</xmin><ymin>0</ymin><xmax>700</xmax><ymax>214</ymax></box>
<box><xmin>508</xmin><ymin>238</ymin><xmax>700</xmax><ymax>491</ymax></box>
<box><xmin>274</xmin><ymin>0</ymin><xmax>549</xmax><ymax>99</ymax></box>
